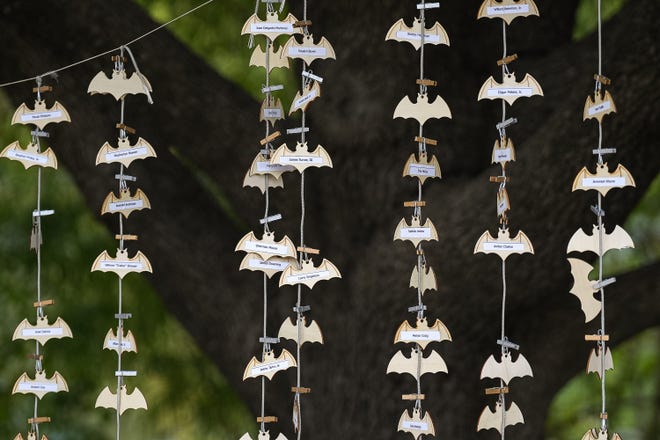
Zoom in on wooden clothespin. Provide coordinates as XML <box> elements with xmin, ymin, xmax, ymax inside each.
<box><xmin>485</xmin><ymin>387</ymin><xmax>509</xmax><ymax>395</ymax></box>
<box><xmin>294</xmin><ymin>20</ymin><xmax>312</xmax><ymax>27</ymax></box>
<box><xmin>115</xmin><ymin>234</ymin><xmax>138</xmax><ymax>241</ymax></box>
<box><xmin>489</xmin><ymin>176</ymin><xmax>510</xmax><ymax>183</ymax></box>
<box><xmin>33</xmin><ymin>299</ymin><xmax>54</xmax><ymax>308</ymax></box>
<box><xmin>32</xmin><ymin>86</ymin><xmax>53</xmax><ymax>93</ymax></box>
<box><xmin>257</xmin><ymin>416</ymin><xmax>278</xmax><ymax>423</ymax></box>
<box><xmin>593</xmin><ymin>74</ymin><xmax>611</xmax><ymax>85</ymax></box>
<box><xmin>27</xmin><ymin>417</ymin><xmax>51</xmax><ymax>424</ymax></box>
<box><xmin>291</xmin><ymin>387</ymin><xmax>311</xmax><ymax>394</ymax></box>
<box><xmin>297</xmin><ymin>246</ymin><xmax>320</xmax><ymax>255</ymax></box>
<box><xmin>403</xmin><ymin>201</ymin><xmax>426</xmax><ymax>207</ymax></box>
<box><xmin>497</xmin><ymin>54</ymin><xmax>518</xmax><ymax>66</ymax></box>
<box><xmin>416</xmin><ymin>79</ymin><xmax>437</xmax><ymax>87</ymax></box>
<box><xmin>116</xmin><ymin>123</ymin><xmax>136</xmax><ymax>134</ymax></box>
<box><xmin>111</xmin><ymin>55</ymin><xmax>127</xmax><ymax>62</ymax></box>
<box><xmin>414</xmin><ymin>136</ymin><xmax>437</xmax><ymax>146</ymax></box>
<box><xmin>259</xmin><ymin>131</ymin><xmax>281</xmax><ymax>145</ymax></box>
<box><xmin>585</xmin><ymin>334</ymin><xmax>610</xmax><ymax>342</ymax></box>
<box><xmin>402</xmin><ymin>393</ymin><xmax>425</xmax><ymax>400</ymax></box>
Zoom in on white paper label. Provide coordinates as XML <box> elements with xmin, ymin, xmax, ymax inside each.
<box><xmin>107</xmin><ymin>339</ymin><xmax>133</xmax><ymax>350</ymax></box>
<box><xmin>582</xmin><ymin>177</ymin><xmax>625</xmax><ymax>187</ymax></box>
<box><xmin>395</xmin><ymin>31</ymin><xmax>441</xmax><ymax>43</ymax></box>
<box><xmin>21</xmin><ymin>110</ymin><xmax>62</xmax><ymax>122</ymax></box>
<box><xmin>483</xmin><ymin>242</ymin><xmax>525</xmax><ymax>251</ymax></box>
<box><xmin>244</xmin><ymin>240</ymin><xmax>289</xmax><ymax>256</ymax></box>
<box><xmin>248</xmin><ymin>258</ymin><xmax>289</xmax><ymax>271</ymax></box>
<box><xmin>497</xmin><ymin>199</ymin><xmax>508</xmax><ymax>215</ymax></box>
<box><xmin>493</xmin><ymin>148</ymin><xmax>512</xmax><ymax>162</ymax></box>
<box><xmin>487</xmin><ymin>5</ymin><xmax>529</xmax><ymax>15</ymax></box>
<box><xmin>256</xmin><ymin>161</ymin><xmax>294</xmax><ymax>173</ymax></box>
<box><xmin>100</xmin><ymin>260</ymin><xmax>143</xmax><ymax>270</ymax></box>
<box><xmin>251</xmin><ymin>23</ymin><xmax>293</xmax><ymax>33</ymax></box>
<box><xmin>17</xmin><ymin>381</ymin><xmax>58</xmax><ymax>392</ymax></box>
<box><xmin>588</xmin><ymin>100</ymin><xmax>612</xmax><ymax>115</ymax></box>
<box><xmin>262</xmin><ymin>108</ymin><xmax>282</xmax><ymax>118</ymax></box>
<box><xmin>288</xmin><ymin>47</ymin><xmax>327</xmax><ymax>57</ymax></box>
<box><xmin>251</xmin><ymin>360</ymin><xmax>290</xmax><ymax>376</ymax></box>
<box><xmin>402</xmin><ymin>420</ymin><xmax>428</xmax><ymax>431</ymax></box>
<box><xmin>408</xmin><ymin>164</ymin><xmax>436</xmax><ymax>177</ymax></box>
<box><xmin>487</xmin><ymin>87</ymin><xmax>533</xmax><ymax>98</ymax></box>
<box><xmin>286</xmin><ymin>270</ymin><xmax>330</xmax><ymax>284</ymax></box>
<box><xmin>400</xmin><ymin>330</ymin><xmax>441</xmax><ymax>341</ymax></box>
<box><xmin>278</xmin><ymin>156</ymin><xmax>324</xmax><ymax>165</ymax></box>
<box><xmin>293</xmin><ymin>90</ymin><xmax>318</xmax><ymax>109</ymax></box>
<box><xmin>22</xmin><ymin>327</ymin><xmax>63</xmax><ymax>337</ymax></box>
<box><xmin>7</xmin><ymin>150</ymin><xmax>48</xmax><ymax>164</ymax></box>
<box><xmin>106</xmin><ymin>146</ymin><xmax>148</xmax><ymax>161</ymax></box>
<box><xmin>108</xmin><ymin>200</ymin><xmax>143</xmax><ymax>212</ymax></box>
<box><xmin>400</xmin><ymin>228</ymin><xmax>432</xmax><ymax>238</ymax></box>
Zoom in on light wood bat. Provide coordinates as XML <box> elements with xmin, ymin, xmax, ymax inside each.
<box><xmin>282</xmin><ymin>34</ymin><xmax>336</xmax><ymax>64</ymax></box>
<box><xmin>235</xmin><ymin>231</ymin><xmax>297</xmax><ymax>260</ymax></box>
<box><xmin>12</xmin><ymin>316</ymin><xmax>73</xmax><ymax>345</ymax></box>
<box><xmin>398</xmin><ymin>408</ymin><xmax>435</xmax><ymax>439</ymax></box>
<box><xmin>403</xmin><ymin>152</ymin><xmax>441</xmax><ymax>184</ymax></box>
<box><xmin>243</xmin><ymin>168</ymin><xmax>284</xmax><ymax>193</ymax></box>
<box><xmin>566</xmin><ymin>225</ymin><xmax>634</xmax><ymax>256</ymax></box>
<box><xmin>95</xmin><ymin>385</ymin><xmax>147</xmax><ymax>414</ymax></box>
<box><xmin>103</xmin><ymin>328</ymin><xmax>138</xmax><ymax>354</ymax></box>
<box><xmin>477</xmin><ymin>0</ymin><xmax>540</xmax><ymax>25</ymax></box>
<box><xmin>91</xmin><ymin>248</ymin><xmax>153</xmax><ymax>279</ymax></box>
<box><xmin>13</xmin><ymin>370</ymin><xmax>68</xmax><ymax>399</ymax></box>
<box><xmin>393</xmin><ymin>93</ymin><xmax>452</xmax><ymax>126</ymax></box>
<box><xmin>248</xmin><ymin>152</ymin><xmax>294</xmax><ymax>179</ymax></box>
<box><xmin>249</xmin><ymin>43</ymin><xmax>290</xmax><ymax>72</ymax></box>
<box><xmin>477</xmin><ymin>401</ymin><xmax>524</xmax><ymax>433</ymax></box>
<box><xmin>239</xmin><ymin>431</ymin><xmax>288</xmax><ymax>440</ymax></box>
<box><xmin>289</xmin><ymin>81</ymin><xmax>321</xmax><ymax>114</ymax></box>
<box><xmin>88</xmin><ymin>68</ymin><xmax>152</xmax><ymax>101</ymax></box>
<box><xmin>394</xmin><ymin>317</ymin><xmax>451</xmax><ymax>348</ymax></box>
<box><xmin>393</xmin><ymin>216</ymin><xmax>438</xmax><ymax>248</ymax></box>
<box><xmin>95</xmin><ymin>137</ymin><xmax>157</xmax><ymax>167</ymax></box>
<box><xmin>409</xmin><ymin>262</ymin><xmax>437</xmax><ymax>294</ymax></box>
<box><xmin>567</xmin><ymin>258</ymin><xmax>601</xmax><ymax>323</ymax></box>
<box><xmin>474</xmin><ymin>227</ymin><xmax>534</xmax><ymax>260</ymax></box>
<box><xmin>572</xmin><ymin>163</ymin><xmax>636</xmax><ymax>196</ymax></box>
<box><xmin>279</xmin><ymin>258</ymin><xmax>341</xmax><ymax>289</ymax></box>
<box><xmin>12</xmin><ymin>100</ymin><xmax>71</xmax><ymax>130</ymax></box>
<box><xmin>586</xmin><ymin>346</ymin><xmax>614</xmax><ymax>379</ymax></box>
<box><xmin>13</xmin><ymin>433</ymin><xmax>47</xmax><ymax>440</ymax></box>
<box><xmin>270</xmin><ymin>142</ymin><xmax>333</xmax><ymax>172</ymax></box>
<box><xmin>239</xmin><ymin>253</ymin><xmax>295</xmax><ymax>278</ymax></box>
<box><xmin>1</xmin><ymin>141</ymin><xmax>57</xmax><ymax>169</ymax></box>
<box><xmin>478</xmin><ymin>72</ymin><xmax>543</xmax><ymax>105</ymax></box>
<box><xmin>386</xmin><ymin>347</ymin><xmax>448</xmax><ymax>379</ymax></box>
<box><xmin>491</xmin><ymin>137</ymin><xmax>516</xmax><ymax>169</ymax></box>
<box><xmin>101</xmin><ymin>188</ymin><xmax>151</xmax><ymax>218</ymax></box>
<box><xmin>583</xmin><ymin>90</ymin><xmax>617</xmax><ymax>123</ymax></box>
<box><xmin>581</xmin><ymin>428</ymin><xmax>622</xmax><ymax>440</ymax></box>
<box><xmin>243</xmin><ymin>349</ymin><xmax>297</xmax><ymax>380</ymax></box>
<box><xmin>260</xmin><ymin>96</ymin><xmax>286</xmax><ymax>127</ymax></box>
<box><xmin>480</xmin><ymin>352</ymin><xmax>533</xmax><ymax>384</ymax></box>
<box><xmin>241</xmin><ymin>12</ymin><xmax>302</xmax><ymax>40</ymax></box>
<box><xmin>386</xmin><ymin>18</ymin><xmax>449</xmax><ymax>50</ymax></box>
<box><xmin>278</xmin><ymin>316</ymin><xmax>324</xmax><ymax>345</ymax></box>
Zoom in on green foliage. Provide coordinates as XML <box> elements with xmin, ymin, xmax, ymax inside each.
<box><xmin>573</xmin><ymin>0</ymin><xmax>628</xmax><ymax>40</ymax></box>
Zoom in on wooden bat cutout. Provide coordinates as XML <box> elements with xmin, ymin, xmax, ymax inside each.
<box><xmin>282</xmin><ymin>35</ymin><xmax>336</xmax><ymax>64</ymax></box>
<box><xmin>241</xmin><ymin>12</ymin><xmax>302</xmax><ymax>40</ymax></box>
<box><xmin>394</xmin><ymin>317</ymin><xmax>451</xmax><ymax>348</ymax></box>
<box><xmin>13</xmin><ymin>370</ymin><xmax>68</xmax><ymax>399</ymax></box>
<box><xmin>289</xmin><ymin>81</ymin><xmax>321</xmax><ymax>114</ymax></box>
<box><xmin>95</xmin><ymin>385</ymin><xmax>147</xmax><ymax>414</ymax></box>
<box><xmin>278</xmin><ymin>316</ymin><xmax>324</xmax><ymax>345</ymax></box>
<box><xmin>386</xmin><ymin>347</ymin><xmax>448</xmax><ymax>379</ymax></box>
<box><xmin>248</xmin><ymin>151</ymin><xmax>294</xmax><ymax>179</ymax></box>
<box><xmin>583</xmin><ymin>90</ymin><xmax>617</xmax><ymax>123</ymax></box>
<box><xmin>403</xmin><ymin>152</ymin><xmax>441</xmax><ymax>184</ymax></box>
<box><xmin>480</xmin><ymin>352</ymin><xmax>533</xmax><ymax>384</ymax></box>
<box><xmin>235</xmin><ymin>231</ymin><xmax>297</xmax><ymax>260</ymax></box>
<box><xmin>581</xmin><ymin>428</ymin><xmax>622</xmax><ymax>440</ymax></box>
<box><xmin>260</xmin><ymin>96</ymin><xmax>286</xmax><ymax>127</ymax></box>
<box><xmin>586</xmin><ymin>346</ymin><xmax>613</xmax><ymax>379</ymax></box>
<box><xmin>1</xmin><ymin>141</ymin><xmax>57</xmax><ymax>169</ymax></box>
<box><xmin>567</xmin><ymin>258</ymin><xmax>601</xmax><ymax>323</ymax></box>
<box><xmin>239</xmin><ymin>431</ymin><xmax>288</xmax><ymax>440</ymax></box>
<box><xmin>491</xmin><ymin>137</ymin><xmax>516</xmax><ymax>169</ymax></box>
<box><xmin>239</xmin><ymin>253</ymin><xmax>295</xmax><ymax>278</ymax></box>
<box><xmin>386</xmin><ymin>18</ymin><xmax>449</xmax><ymax>50</ymax></box>
<box><xmin>13</xmin><ymin>433</ymin><xmax>46</xmax><ymax>440</ymax></box>
<box><xmin>572</xmin><ymin>163</ymin><xmax>636</xmax><ymax>196</ymax></box>
<box><xmin>96</xmin><ymin>137</ymin><xmax>157</xmax><ymax>167</ymax></box>
<box><xmin>393</xmin><ymin>93</ymin><xmax>452</xmax><ymax>126</ymax></box>
<box><xmin>88</xmin><ymin>68</ymin><xmax>152</xmax><ymax>101</ymax></box>
<box><xmin>409</xmin><ymin>262</ymin><xmax>437</xmax><ymax>294</ymax></box>
<box><xmin>566</xmin><ymin>225</ymin><xmax>634</xmax><ymax>256</ymax></box>
<box><xmin>398</xmin><ymin>408</ymin><xmax>435</xmax><ymax>440</ymax></box>
<box><xmin>271</xmin><ymin>142</ymin><xmax>333</xmax><ymax>172</ymax></box>
<box><xmin>12</xmin><ymin>316</ymin><xmax>72</xmax><ymax>345</ymax></box>
<box><xmin>12</xmin><ymin>100</ymin><xmax>71</xmax><ymax>130</ymax></box>
<box><xmin>103</xmin><ymin>328</ymin><xmax>138</xmax><ymax>354</ymax></box>
<box><xmin>477</xmin><ymin>0</ymin><xmax>540</xmax><ymax>24</ymax></box>
<box><xmin>243</xmin><ymin>349</ymin><xmax>297</xmax><ymax>380</ymax></box>
<box><xmin>478</xmin><ymin>72</ymin><xmax>543</xmax><ymax>105</ymax></box>
<box><xmin>91</xmin><ymin>248</ymin><xmax>153</xmax><ymax>279</ymax></box>
<box><xmin>249</xmin><ymin>43</ymin><xmax>290</xmax><ymax>72</ymax></box>
<box><xmin>393</xmin><ymin>216</ymin><xmax>439</xmax><ymax>248</ymax></box>
<box><xmin>279</xmin><ymin>258</ymin><xmax>341</xmax><ymax>289</ymax></box>
<box><xmin>243</xmin><ymin>168</ymin><xmax>284</xmax><ymax>193</ymax></box>
<box><xmin>477</xmin><ymin>401</ymin><xmax>524</xmax><ymax>433</ymax></box>
<box><xmin>101</xmin><ymin>188</ymin><xmax>151</xmax><ymax>218</ymax></box>
<box><xmin>474</xmin><ymin>227</ymin><xmax>534</xmax><ymax>260</ymax></box>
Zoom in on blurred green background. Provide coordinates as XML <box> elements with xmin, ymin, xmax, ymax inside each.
<box><xmin>0</xmin><ymin>1</ymin><xmax>657</xmax><ymax>439</ymax></box>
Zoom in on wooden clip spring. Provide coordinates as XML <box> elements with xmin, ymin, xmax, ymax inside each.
<box><xmin>585</xmin><ymin>334</ymin><xmax>610</xmax><ymax>342</ymax></box>
<box><xmin>33</xmin><ymin>299</ymin><xmax>54</xmax><ymax>308</ymax></box>
<box><xmin>485</xmin><ymin>387</ymin><xmax>509</xmax><ymax>395</ymax></box>
<box><xmin>416</xmin><ymin>79</ymin><xmax>437</xmax><ymax>87</ymax></box>
<box><xmin>115</xmin><ymin>234</ymin><xmax>138</xmax><ymax>241</ymax></box>
<box><xmin>414</xmin><ymin>136</ymin><xmax>437</xmax><ymax>146</ymax></box>
<box><xmin>402</xmin><ymin>393</ymin><xmax>425</xmax><ymax>400</ymax></box>
<box><xmin>593</xmin><ymin>74</ymin><xmax>611</xmax><ymax>85</ymax></box>
<box><xmin>489</xmin><ymin>176</ymin><xmax>510</xmax><ymax>183</ymax></box>
<box><xmin>497</xmin><ymin>54</ymin><xmax>518</xmax><ymax>66</ymax></box>
<box><xmin>297</xmin><ymin>246</ymin><xmax>320</xmax><ymax>255</ymax></box>
<box><xmin>32</xmin><ymin>86</ymin><xmax>53</xmax><ymax>93</ymax></box>
<box><xmin>600</xmin><ymin>412</ymin><xmax>608</xmax><ymax>420</ymax></box>
<box><xmin>115</xmin><ymin>123</ymin><xmax>136</xmax><ymax>134</ymax></box>
<box><xmin>111</xmin><ymin>55</ymin><xmax>127</xmax><ymax>62</ymax></box>
<box><xmin>259</xmin><ymin>131</ymin><xmax>281</xmax><ymax>145</ymax></box>
<box><xmin>292</xmin><ymin>386</ymin><xmax>311</xmax><ymax>394</ymax></box>
<box><xmin>28</xmin><ymin>417</ymin><xmax>50</xmax><ymax>424</ymax></box>
<box><xmin>294</xmin><ymin>20</ymin><xmax>312</xmax><ymax>27</ymax></box>
<box><xmin>403</xmin><ymin>201</ymin><xmax>426</xmax><ymax>207</ymax></box>
<box><xmin>257</xmin><ymin>416</ymin><xmax>278</xmax><ymax>423</ymax></box>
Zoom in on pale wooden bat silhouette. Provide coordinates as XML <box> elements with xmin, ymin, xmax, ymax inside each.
<box><xmin>480</xmin><ymin>352</ymin><xmax>533</xmax><ymax>384</ymax></box>
<box><xmin>583</xmin><ymin>90</ymin><xmax>617</xmax><ymax>123</ymax></box>
<box><xmin>394</xmin><ymin>317</ymin><xmax>451</xmax><ymax>348</ymax></box>
<box><xmin>393</xmin><ymin>93</ymin><xmax>452</xmax><ymax>126</ymax></box>
<box><xmin>386</xmin><ymin>18</ymin><xmax>449</xmax><ymax>50</ymax></box>
<box><xmin>279</xmin><ymin>258</ymin><xmax>341</xmax><ymax>289</ymax></box>
<box><xmin>95</xmin><ymin>385</ymin><xmax>147</xmax><ymax>414</ymax></box>
<box><xmin>12</xmin><ymin>316</ymin><xmax>72</xmax><ymax>345</ymax></box>
<box><xmin>12</xmin><ymin>100</ymin><xmax>71</xmax><ymax>129</ymax></box>
<box><xmin>566</xmin><ymin>225</ymin><xmax>634</xmax><ymax>256</ymax></box>
<box><xmin>474</xmin><ymin>227</ymin><xmax>534</xmax><ymax>260</ymax></box>
<box><xmin>567</xmin><ymin>257</ymin><xmax>601</xmax><ymax>323</ymax></box>
<box><xmin>282</xmin><ymin>35</ymin><xmax>336</xmax><ymax>64</ymax></box>
<box><xmin>1</xmin><ymin>141</ymin><xmax>57</xmax><ymax>169</ymax></box>
<box><xmin>478</xmin><ymin>72</ymin><xmax>543</xmax><ymax>105</ymax></box>
<box><xmin>95</xmin><ymin>137</ymin><xmax>157</xmax><ymax>167</ymax></box>
<box><xmin>243</xmin><ymin>349</ymin><xmax>297</xmax><ymax>380</ymax></box>
<box><xmin>278</xmin><ymin>316</ymin><xmax>324</xmax><ymax>346</ymax></box>
<box><xmin>13</xmin><ymin>370</ymin><xmax>68</xmax><ymax>399</ymax></box>
<box><xmin>101</xmin><ymin>188</ymin><xmax>151</xmax><ymax>218</ymax></box>
<box><xmin>88</xmin><ymin>68</ymin><xmax>152</xmax><ymax>101</ymax></box>
<box><xmin>398</xmin><ymin>408</ymin><xmax>435</xmax><ymax>439</ymax></box>
<box><xmin>477</xmin><ymin>401</ymin><xmax>524</xmax><ymax>433</ymax></box>
<box><xmin>477</xmin><ymin>0</ymin><xmax>540</xmax><ymax>25</ymax></box>
<box><xmin>241</xmin><ymin>12</ymin><xmax>302</xmax><ymax>40</ymax></box>
<box><xmin>572</xmin><ymin>163</ymin><xmax>635</xmax><ymax>196</ymax></box>
<box><xmin>271</xmin><ymin>142</ymin><xmax>333</xmax><ymax>172</ymax></box>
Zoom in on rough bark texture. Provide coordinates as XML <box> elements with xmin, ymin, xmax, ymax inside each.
<box><xmin>0</xmin><ymin>1</ymin><xmax>658</xmax><ymax>439</ymax></box>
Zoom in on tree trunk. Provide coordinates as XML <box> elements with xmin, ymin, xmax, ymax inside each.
<box><xmin>0</xmin><ymin>1</ymin><xmax>658</xmax><ymax>439</ymax></box>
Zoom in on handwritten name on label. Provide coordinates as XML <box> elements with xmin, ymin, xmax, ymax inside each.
<box><xmin>487</xmin><ymin>87</ymin><xmax>533</xmax><ymax>97</ymax></box>
<box><xmin>244</xmin><ymin>240</ymin><xmax>289</xmax><ymax>255</ymax></box>
<box><xmin>248</xmin><ymin>258</ymin><xmax>289</xmax><ymax>271</ymax></box>
<box><xmin>288</xmin><ymin>47</ymin><xmax>327</xmax><ymax>57</ymax></box>
<box><xmin>582</xmin><ymin>177</ymin><xmax>625</xmax><ymax>187</ymax></box>
<box><xmin>21</xmin><ymin>111</ymin><xmax>62</xmax><ymax>122</ymax></box>
<box><xmin>251</xmin><ymin>23</ymin><xmax>294</xmax><ymax>33</ymax></box>
<box><xmin>588</xmin><ymin>100</ymin><xmax>612</xmax><ymax>116</ymax></box>
<box><xmin>106</xmin><ymin>146</ymin><xmax>148</xmax><ymax>161</ymax></box>
<box><xmin>400</xmin><ymin>330</ymin><xmax>441</xmax><ymax>341</ymax></box>
<box><xmin>108</xmin><ymin>200</ymin><xmax>144</xmax><ymax>211</ymax></box>
<box><xmin>483</xmin><ymin>242</ymin><xmax>525</xmax><ymax>251</ymax></box>
<box><xmin>277</xmin><ymin>156</ymin><xmax>324</xmax><ymax>164</ymax></box>
<box><xmin>396</xmin><ymin>31</ymin><xmax>441</xmax><ymax>43</ymax></box>
<box><xmin>22</xmin><ymin>328</ymin><xmax>64</xmax><ymax>337</ymax></box>
<box><xmin>17</xmin><ymin>382</ymin><xmax>58</xmax><ymax>392</ymax></box>
<box><xmin>263</xmin><ymin>108</ymin><xmax>282</xmax><ymax>118</ymax></box>
<box><xmin>251</xmin><ymin>360</ymin><xmax>290</xmax><ymax>376</ymax></box>
<box><xmin>286</xmin><ymin>270</ymin><xmax>330</xmax><ymax>284</ymax></box>
<box><xmin>7</xmin><ymin>150</ymin><xmax>48</xmax><ymax>164</ymax></box>
<box><xmin>400</xmin><ymin>228</ymin><xmax>432</xmax><ymax>238</ymax></box>
<box><xmin>293</xmin><ymin>90</ymin><xmax>318</xmax><ymax>109</ymax></box>
<box><xmin>493</xmin><ymin>148</ymin><xmax>512</xmax><ymax>162</ymax></box>
<box><xmin>487</xmin><ymin>5</ymin><xmax>530</xmax><ymax>15</ymax></box>
<box><xmin>256</xmin><ymin>161</ymin><xmax>294</xmax><ymax>173</ymax></box>
<box><xmin>402</xmin><ymin>420</ymin><xmax>429</xmax><ymax>431</ymax></box>
<box><xmin>99</xmin><ymin>261</ymin><xmax>144</xmax><ymax>270</ymax></box>
<box><xmin>107</xmin><ymin>340</ymin><xmax>133</xmax><ymax>350</ymax></box>
<box><xmin>497</xmin><ymin>200</ymin><xmax>508</xmax><ymax>215</ymax></box>
<box><xmin>408</xmin><ymin>164</ymin><xmax>436</xmax><ymax>177</ymax></box>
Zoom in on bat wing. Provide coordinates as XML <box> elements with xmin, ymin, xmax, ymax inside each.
<box><xmin>429</xmin><ymin>95</ymin><xmax>452</xmax><ymax>121</ymax></box>
<box><xmin>586</xmin><ymin>347</ymin><xmax>614</xmax><ymax>378</ymax></box>
<box><xmin>421</xmin><ymin>350</ymin><xmax>448</xmax><ymax>376</ymax></box>
<box><xmin>277</xmin><ymin>317</ymin><xmax>297</xmax><ymax>341</ymax></box>
<box><xmin>250</xmin><ymin>43</ymin><xmax>290</xmax><ymax>71</ymax></box>
<box><xmin>613</xmin><ymin>164</ymin><xmax>636</xmax><ymax>185</ymax></box>
<box><xmin>421</xmin><ymin>218</ymin><xmax>439</xmax><ymax>241</ymax></box>
<box><xmin>409</xmin><ymin>263</ymin><xmax>438</xmax><ymax>294</ymax></box>
<box><xmin>91</xmin><ymin>250</ymin><xmax>113</xmax><ymax>273</ymax></box>
<box><xmin>393</xmin><ymin>218</ymin><xmax>407</xmax><ymax>242</ymax></box>
<box><xmin>302</xmin><ymin>319</ymin><xmax>324</xmax><ymax>344</ymax></box>
<box><xmin>507</xmin><ymin>353</ymin><xmax>533</xmax><ymax>382</ymax></box>
<box><xmin>52</xmin><ymin>371</ymin><xmax>69</xmax><ymax>392</ymax></box>
<box><xmin>480</xmin><ymin>355</ymin><xmax>500</xmax><ymax>381</ymax></box>
<box><xmin>0</xmin><ymin>141</ymin><xmax>58</xmax><ymax>169</ymax></box>
<box><xmin>511</xmin><ymin>230</ymin><xmax>535</xmax><ymax>254</ymax></box>
<box><xmin>473</xmin><ymin>230</ymin><xmax>497</xmax><ymax>254</ymax></box>
<box><xmin>385</xmin><ymin>18</ymin><xmax>408</xmax><ymax>42</ymax></box>
<box><xmin>243</xmin><ymin>356</ymin><xmax>261</xmax><ymax>380</ymax></box>
<box><xmin>308</xmin><ymin>144</ymin><xmax>334</xmax><ymax>168</ymax></box>
<box><xmin>239</xmin><ymin>253</ymin><xmax>292</xmax><ymax>278</ymax></box>
<box><xmin>477</xmin><ymin>403</ymin><xmax>500</xmax><ymax>432</ymax></box>
<box><xmin>235</xmin><ymin>231</ymin><xmax>259</xmax><ymax>254</ymax></box>
<box><xmin>319</xmin><ymin>258</ymin><xmax>342</xmax><ymax>281</ymax></box>
<box><xmin>521</xmin><ymin>73</ymin><xmax>544</xmax><ymax>97</ymax></box>
<box><xmin>95</xmin><ymin>386</ymin><xmax>116</xmax><ymax>410</ymax></box>
<box><xmin>11</xmin><ymin>372</ymin><xmax>31</xmax><ymax>396</ymax></box>
<box><xmin>567</xmin><ymin>257</ymin><xmax>600</xmax><ymax>323</ymax></box>
<box><xmin>477</xmin><ymin>76</ymin><xmax>499</xmax><ymax>101</ymax></box>
<box><xmin>394</xmin><ymin>320</ymin><xmax>414</xmax><ymax>344</ymax></box>
<box><xmin>566</xmin><ymin>227</ymin><xmax>593</xmax><ymax>254</ymax></box>
<box><xmin>243</xmin><ymin>168</ymin><xmax>284</xmax><ymax>193</ymax></box>
<box><xmin>121</xmin><ymin>386</ymin><xmax>148</xmax><ymax>413</ymax></box>
<box><xmin>103</xmin><ymin>328</ymin><xmax>138</xmax><ymax>353</ymax></box>
<box><xmin>393</xmin><ymin>96</ymin><xmax>414</xmax><ymax>120</ymax></box>
<box><xmin>132</xmin><ymin>251</ymin><xmax>154</xmax><ymax>273</ymax></box>
<box><xmin>288</xmin><ymin>82</ymin><xmax>321</xmax><ymax>115</ymax></box>
<box><xmin>386</xmin><ymin>350</ymin><xmax>411</xmax><ymax>375</ymax></box>
<box><xmin>429</xmin><ymin>319</ymin><xmax>452</xmax><ymax>342</ymax></box>
<box><xmin>429</xmin><ymin>22</ymin><xmax>450</xmax><ymax>46</ymax></box>
<box><xmin>318</xmin><ymin>36</ymin><xmax>337</xmax><ymax>60</ymax></box>
<box><xmin>572</xmin><ymin>166</ymin><xmax>593</xmax><ymax>192</ymax></box>
<box><xmin>238</xmin><ymin>434</ymin><xmax>253</xmax><ymax>440</ymax></box>
<box><xmin>505</xmin><ymin>402</ymin><xmax>525</xmax><ymax>429</ymax></box>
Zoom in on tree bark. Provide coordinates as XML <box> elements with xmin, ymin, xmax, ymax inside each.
<box><xmin>0</xmin><ymin>0</ymin><xmax>658</xmax><ymax>439</ymax></box>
